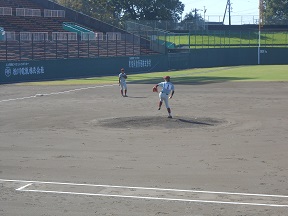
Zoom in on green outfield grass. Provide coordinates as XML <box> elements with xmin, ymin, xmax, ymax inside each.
<box><xmin>19</xmin><ymin>65</ymin><xmax>288</xmax><ymax>86</ymax></box>
<box><xmin>164</xmin><ymin>31</ymin><xmax>288</xmax><ymax>48</ymax></box>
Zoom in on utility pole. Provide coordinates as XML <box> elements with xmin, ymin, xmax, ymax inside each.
<box><xmin>228</xmin><ymin>0</ymin><xmax>231</xmax><ymax>25</ymax></box>
<box><xmin>192</xmin><ymin>8</ymin><xmax>199</xmax><ymax>18</ymax></box>
<box><xmin>223</xmin><ymin>0</ymin><xmax>232</xmax><ymax>25</ymax></box>
<box><xmin>192</xmin><ymin>8</ymin><xmax>201</xmax><ymax>30</ymax></box>
<box><xmin>203</xmin><ymin>6</ymin><xmax>207</xmax><ymax>30</ymax></box>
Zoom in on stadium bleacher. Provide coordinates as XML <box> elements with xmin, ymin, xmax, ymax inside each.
<box><xmin>0</xmin><ymin>0</ymin><xmax>159</xmax><ymax>61</ymax></box>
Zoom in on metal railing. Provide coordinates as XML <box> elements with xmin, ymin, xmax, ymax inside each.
<box><xmin>81</xmin><ymin>32</ymin><xmax>103</xmax><ymax>41</ymax></box>
<box><xmin>44</xmin><ymin>9</ymin><xmax>65</xmax><ymax>18</ymax></box>
<box><xmin>0</xmin><ymin>7</ymin><xmax>65</xmax><ymax>17</ymax></box>
<box><xmin>20</xmin><ymin>32</ymin><xmax>49</xmax><ymax>41</ymax></box>
<box><xmin>52</xmin><ymin>32</ymin><xmax>77</xmax><ymax>41</ymax></box>
<box><xmin>16</xmin><ymin>8</ymin><xmax>41</xmax><ymax>17</ymax></box>
<box><xmin>0</xmin><ymin>7</ymin><xmax>12</xmax><ymax>16</ymax></box>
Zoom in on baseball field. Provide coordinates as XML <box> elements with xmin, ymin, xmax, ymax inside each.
<box><xmin>0</xmin><ymin>65</ymin><xmax>288</xmax><ymax>215</ymax></box>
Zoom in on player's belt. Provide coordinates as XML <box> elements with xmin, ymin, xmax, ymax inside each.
<box><xmin>161</xmin><ymin>92</ymin><xmax>169</xmax><ymax>95</ymax></box>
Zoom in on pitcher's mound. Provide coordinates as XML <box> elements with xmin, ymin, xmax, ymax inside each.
<box><xmin>97</xmin><ymin>116</ymin><xmax>225</xmax><ymax>129</ymax></box>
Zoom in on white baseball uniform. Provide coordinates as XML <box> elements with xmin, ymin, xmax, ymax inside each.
<box><xmin>158</xmin><ymin>81</ymin><xmax>174</xmax><ymax>108</ymax></box>
<box><xmin>119</xmin><ymin>72</ymin><xmax>127</xmax><ymax>90</ymax></box>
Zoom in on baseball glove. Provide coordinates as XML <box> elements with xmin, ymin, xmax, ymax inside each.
<box><xmin>152</xmin><ymin>86</ymin><xmax>158</xmax><ymax>92</ymax></box>
<box><xmin>123</xmin><ymin>75</ymin><xmax>127</xmax><ymax>79</ymax></box>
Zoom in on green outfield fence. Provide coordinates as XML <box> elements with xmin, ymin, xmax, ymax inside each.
<box><xmin>159</xmin><ymin>30</ymin><xmax>288</xmax><ymax>49</ymax></box>
<box><xmin>1</xmin><ymin>46</ymin><xmax>288</xmax><ymax>84</ymax></box>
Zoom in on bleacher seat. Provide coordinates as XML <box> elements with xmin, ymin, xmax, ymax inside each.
<box><xmin>0</xmin><ymin>0</ymin><xmax>159</xmax><ymax>61</ymax></box>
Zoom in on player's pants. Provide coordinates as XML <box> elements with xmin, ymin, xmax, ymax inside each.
<box><xmin>159</xmin><ymin>92</ymin><xmax>169</xmax><ymax>108</ymax></box>
<box><xmin>119</xmin><ymin>82</ymin><xmax>127</xmax><ymax>90</ymax></box>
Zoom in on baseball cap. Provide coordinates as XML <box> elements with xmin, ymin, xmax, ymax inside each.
<box><xmin>121</xmin><ymin>68</ymin><xmax>125</xmax><ymax>71</ymax></box>
<box><xmin>163</xmin><ymin>76</ymin><xmax>170</xmax><ymax>79</ymax></box>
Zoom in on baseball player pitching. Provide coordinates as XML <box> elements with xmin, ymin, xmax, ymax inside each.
<box><xmin>153</xmin><ymin>76</ymin><xmax>175</xmax><ymax>118</ymax></box>
<box><xmin>118</xmin><ymin>68</ymin><xmax>128</xmax><ymax>97</ymax></box>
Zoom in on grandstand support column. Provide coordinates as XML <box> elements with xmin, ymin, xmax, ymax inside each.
<box><xmin>32</xmin><ymin>34</ymin><xmax>34</xmax><ymax>60</ymax></box>
<box><xmin>66</xmin><ymin>35</ymin><xmax>69</xmax><ymax>59</ymax></box>
<box><xmin>44</xmin><ymin>38</ymin><xmax>46</xmax><ymax>60</ymax></box>
<box><xmin>19</xmin><ymin>37</ymin><xmax>22</xmax><ymax>61</ymax></box>
<box><xmin>106</xmin><ymin>35</ymin><xmax>109</xmax><ymax>56</ymax></box>
<box><xmin>116</xmin><ymin>34</ymin><xmax>118</xmax><ymax>56</ymax></box>
<box><xmin>77</xmin><ymin>37</ymin><xmax>80</xmax><ymax>58</ymax></box>
<box><xmin>132</xmin><ymin>34</ymin><xmax>135</xmax><ymax>56</ymax></box>
<box><xmin>124</xmin><ymin>34</ymin><xmax>127</xmax><ymax>56</ymax></box>
<box><xmin>88</xmin><ymin>35</ymin><xmax>90</xmax><ymax>58</ymax></box>
<box><xmin>140</xmin><ymin>35</ymin><xmax>142</xmax><ymax>56</ymax></box>
<box><xmin>56</xmin><ymin>34</ymin><xmax>58</xmax><ymax>59</ymax></box>
<box><xmin>5</xmin><ymin>34</ymin><xmax>8</xmax><ymax>61</ymax></box>
<box><xmin>97</xmin><ymin>36</ymin><xmax>100</xmax><ymax>57</ymax></box>
<box><xmin>165</xmin><ymin>33</ymin><xmax>167</xmax><ymax>54</ymax></box>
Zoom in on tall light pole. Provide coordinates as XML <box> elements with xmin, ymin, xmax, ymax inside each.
<box><xmin>258</xmin><ymin>0</ymin><xmax>263</xmax><ymax>65</ymax></box>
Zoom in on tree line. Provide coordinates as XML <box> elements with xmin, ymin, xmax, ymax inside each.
<box><xmin>54</xmin><ymin>0</ymin><xmax>287</xmax><ymax>26</ymax></box>
<box><xmin>54</xmin><ymin>0</ymin><xmax>203</xmax><ymax>25</ymax></box>
<box><xmin>263</xmin><ymin>0</ymin><xmax>288</xmax><ymax>25</ymax></box>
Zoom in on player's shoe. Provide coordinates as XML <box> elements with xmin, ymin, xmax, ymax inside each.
<box><xmin>168</xmin><ymin>115</ymin><xmax>172</xmax><ymax>118</ymax></box>
<box><xmin>158</xmin><ymin>107</ymin><xmax>161</xmax><ymax>110</ymax></box>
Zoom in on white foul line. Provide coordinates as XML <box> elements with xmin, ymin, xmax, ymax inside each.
<box><xmin>1</xmin><ymin>179</ymin><xmax>288</xmax><ymax>207</ymax></box>
<box><xmin>17</xmin><ymin>189</ymin><xmax>288</xmax><ymax>208</ymax></box>
<box><xmin>0</xmin><ymin>84</ymin><xmax>116</xmax><ymax>103</ymax></box>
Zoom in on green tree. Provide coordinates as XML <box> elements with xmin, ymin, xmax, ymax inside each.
<box><xmin>56</xmin><ymin>0</ymin><xmax>184</xmax><ymax>23</ymax></box>
<box><xmin>263</xmin><ymin>0</ymin><xmax>288</xmax><ymax>24</ymax></box>
<box><xmin>111</xmin><ymin>0</ymin><xmax>184</xmax><ymax>21</ymax></box>
<box><xmin>56</xmin><ymin>0</ymin><xmax>117</xmax><ymax>24</ymax></box>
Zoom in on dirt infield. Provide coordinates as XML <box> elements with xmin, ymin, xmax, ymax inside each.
<box><xmin>0</xmin><ymin>81</ymin><xmax>288</xmax><ymax>215</ymax></box>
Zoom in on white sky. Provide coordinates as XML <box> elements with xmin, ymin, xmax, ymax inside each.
<box><xmin>180</xmin><ymin>0</ymin><xmax>260</xmax><ymax>24</ymax></box>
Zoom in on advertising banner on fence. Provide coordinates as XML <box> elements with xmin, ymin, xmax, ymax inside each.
<box><xmin>0</xmin><ymin>55</ymin><xmax>168</xmax><ymax>84</ymax></box>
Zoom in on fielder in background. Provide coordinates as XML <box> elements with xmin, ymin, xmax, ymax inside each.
<box><xmin>118</xmin><ymin>68</ymin><xmax>128</xmax><ymax>97</ymax></box>
<box><xmin>153</xmin><ymin>76</ymin><xmax>175</xmax><ymax>118</ymax></box>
